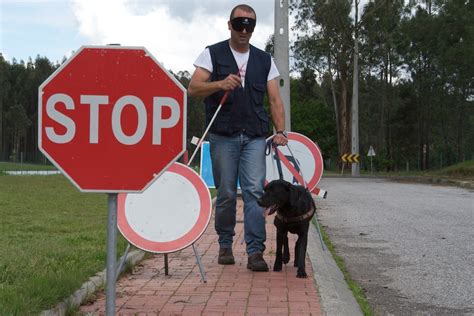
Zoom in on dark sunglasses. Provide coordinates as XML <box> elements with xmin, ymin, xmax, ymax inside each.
<box><xmin>230</xmin><ymin>17</ymin><xmax>256</xmax><ymax>33</ymax></box>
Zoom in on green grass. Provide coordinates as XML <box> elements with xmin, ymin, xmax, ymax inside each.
<box><xmin>325</xmin><ymin>160</ymin><xmax>474</xmax><ymax>180</ymax></box>
<box><xmin>0</xmin><ymin>174</ymin><xmax>127</xmax><ymax>315</ymax></box>
<box><xmin>314</xmin><ymin>219</ymin><xmax>374</xmax><ymax>316</ymax></box>
<box><xmin>0</xmin><ymin>161</ymin><xmax>57</xmax><ymax>172</ymax></box>
<box><xmin>431</xmin><ymin>160</ymin><xmax>474</xmax><ymax>179</ymax></box>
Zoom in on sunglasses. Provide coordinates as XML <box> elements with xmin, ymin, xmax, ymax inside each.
<box><xmin>230</xmin><ymin>17</ymin><xmax>256</xmax><ymax>33</ymax></box>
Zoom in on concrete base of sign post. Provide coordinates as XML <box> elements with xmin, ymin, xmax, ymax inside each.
<box><xmin>40</xmin><ymin>249</ymin><xmax>145</xmax><ymax>316</ymax></box>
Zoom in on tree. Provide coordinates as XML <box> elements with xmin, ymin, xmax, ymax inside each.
<box><xmin>5</xmin><ymin>102</ymin><xmax>31</xmax><ymax>161</ymax></box>
<box><xmin>359</xmin><ymin>0</ymin><xmax>404</xmax><ymax>170</ymax></box>
<box><xmin>27</xmin><ymin>56</ymin><xmax>56</xmax><ymax>161</ymax></box>
<box><xmin>435</xmin><ymin>0</ymin><xmax>474</xmax><ymax>162</ymax></box>
<box><xmin>290</xmin><ymin>68</ymin><xmax>337</xmax><ymax>161</ymax></box>
<box><xmin>0</xmin><ymin>54</ymin><xmax>11</xmax><ymax>160</ymax></box>
<box><xmin>396</xmin><ymin>0</ymin><xmax>474</xmax><ymax>168</ymax></box>
<box><xmin>172</xmin><ymin>70</ymin><xmax>205</xmax><ymax>166</ymax></box>
<box><xmin>291</xmin><ymin>0</ymin><xmax>355</xmax><ymax>164</ymax></box>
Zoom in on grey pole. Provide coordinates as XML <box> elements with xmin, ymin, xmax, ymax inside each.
<box><xmin>106</xmin><ymin>193</ymin><xmax>118</xmax><ymax>315</ymax></box>
<box><xmin>106</xmin><ymin>41</ymin><xmax>120</xmax><ymax>316</ymax></box>
<box><xmin>274</xmin><ymin>0</ymin><xmax>291</xmax><ymax>131</ymax></box>
<box><xmin>351</xmin><ymin>0</ymin><xmax>360</xmax><ymax>176</ymax></box>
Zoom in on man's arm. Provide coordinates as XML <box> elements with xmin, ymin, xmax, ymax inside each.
<box><xmin>188</xmin><ymin>67</ymin><xmax>241</xmax><ymax>98</ymax></box>
<box><xmin>267</xmin><ymin>78</ymin><xmax>288</xmax><ymax>145</ymax></box>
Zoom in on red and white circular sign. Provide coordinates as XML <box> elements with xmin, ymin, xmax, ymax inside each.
<box><xmin>266</xmin><ymin>132</ymin><xmax>324</xmax><ymax>191</ymax></box>
<box><xmin>117</xmin><ymin>163</ymin><xmax>211</xmax><ymax>253</ymax></box>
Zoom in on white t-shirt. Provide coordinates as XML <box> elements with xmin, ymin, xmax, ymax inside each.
<box><xmin>193</xmin><ymin>47</ymin><xmax>280</xmax><ymax>88</ymax></box>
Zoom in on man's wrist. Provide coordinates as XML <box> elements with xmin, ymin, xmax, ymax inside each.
<box><xmin>276</xmin><ymin>130</ymin><xmax>288</xmax><ymax>137</ymax></box>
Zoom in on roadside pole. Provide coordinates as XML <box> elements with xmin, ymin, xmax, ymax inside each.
<box><xmin>351</xmin><ymin>0</ymin><xmax>360</xmax><ymax>176</ymax></box>
<box><xmin>274</xmin><ymin>0</ymin><xmax>291</xmax><ymax>131</ymax></box>
<box><xmin>106</xmin><ymin>194</ymin><xmax>117</xmax><ymax>315</ymax></box>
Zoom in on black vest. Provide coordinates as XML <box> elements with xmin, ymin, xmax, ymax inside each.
<box><xmin>204</xmin><ymin>40</ymin><xmax>271</xmax><ymax>137</ymax></box>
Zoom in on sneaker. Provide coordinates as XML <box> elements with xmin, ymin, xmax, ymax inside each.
<box><xmin>247</xmin><ymin>252</ymin><xmax>269</xmax><ymax>271</ymax></box>
<box><xmin>218</xmin><ymin>247</ymin><xmax>235</xmax><ymax>265</ymax></box>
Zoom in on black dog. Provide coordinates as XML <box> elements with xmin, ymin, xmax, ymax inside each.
<box><xmin>258</xmin><ymin>179</ymin><xmax>316</xmax><ymax>278</ymax></box>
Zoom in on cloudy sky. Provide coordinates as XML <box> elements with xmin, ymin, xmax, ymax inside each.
<box><xmin>1</xmin><ymin>0</ymin><xmax>282</xmax><ymax>73</ymax></box>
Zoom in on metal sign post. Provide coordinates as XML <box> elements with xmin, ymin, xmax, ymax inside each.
<box><xmin>367</xmin><ymin>145</ymin><xmax>376</xmax><ymax>175</ymax></box>
<box><xmin>106</xmin><ymin>194</ymin><xmax>118</xmax><ymax>315</ymax></box>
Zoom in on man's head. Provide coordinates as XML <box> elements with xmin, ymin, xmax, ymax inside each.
<box><xmin>230</xmin><ymin>4</ymin><xmax>256</xmax><ymax>21</ymax></box>
<box><xmin>228</xmin><ymin>4</ymin><xmax>256</xmax><ymax>51</ymax></box>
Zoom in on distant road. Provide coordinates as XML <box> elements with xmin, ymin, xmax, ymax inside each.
<box><xmin>317</xmin><ymin>177</ymin><xmax>474</xmax><ymax>315</ymax></box>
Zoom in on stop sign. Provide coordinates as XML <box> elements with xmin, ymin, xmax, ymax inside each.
<box><xmin>38</xmin><ymin>46</ymin><xmax>186</xmax><ymax>192</ymax></box>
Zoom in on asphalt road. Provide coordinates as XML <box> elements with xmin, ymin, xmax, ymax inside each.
<box><xmin>317</xmin><ymin>177</ymin><xmax>474</xmax><ymax>316</ymax></box>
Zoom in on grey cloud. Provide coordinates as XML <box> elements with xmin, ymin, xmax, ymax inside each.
<box><xmin>124</xmin><ymin>0</ymin><xmax>274</xmax><ymax>24</ymax></box>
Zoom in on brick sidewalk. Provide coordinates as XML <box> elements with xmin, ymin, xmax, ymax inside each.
<box><xmin>80</xmin><ymin>199</ymin><xmax>322</xmax><ymax>315</ymax></box>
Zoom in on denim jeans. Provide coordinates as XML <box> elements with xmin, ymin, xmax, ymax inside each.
<box><xmin>209</xmin><ymin>132</ymin><xmax>266</xmax><ymax>255</ymax></box>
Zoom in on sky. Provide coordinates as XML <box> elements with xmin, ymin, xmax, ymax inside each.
<box><xmin>0</xmin><ymin>0</ymin><xmax>280</xmax><ymax>73</ymax></box>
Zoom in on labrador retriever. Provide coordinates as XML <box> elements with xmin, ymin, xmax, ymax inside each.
<box><xmin>258</xmin><ymin>179</ymin><xmax>315</xmax><ymax>278</ymax></box>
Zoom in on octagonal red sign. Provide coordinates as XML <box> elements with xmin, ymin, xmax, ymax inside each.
<box><xmin>38</xmin><ymin>46</ymin><xmax>186</xmax><ymax>192</ymax></box>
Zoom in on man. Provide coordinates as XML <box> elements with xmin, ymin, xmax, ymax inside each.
<box><xmin>188</xmin><ymin>4</ymin><xmax>287</xmax><ymax>271</ymax></box>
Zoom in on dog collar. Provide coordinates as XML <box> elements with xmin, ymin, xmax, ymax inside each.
<box><xmin>275</xmin><ymin>206</ymin><xmax>315</xmax><ymax>223</ymax></box>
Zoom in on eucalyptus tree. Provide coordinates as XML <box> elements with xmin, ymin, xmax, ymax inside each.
<box><xmin>4</xmin><ymin>59</ymin><xmax>31</xmax><ymax>161</ymax></box>
<box><xmin>398</xmin><ymin>3</ymin><xmax>442</xmax><ymax>169</ymax></box>
<box><xmin>0</xmin><ymin>54</ymin><xmax>11</xmax><ymax>160</ymax></box>
<box><xmin>396</xmin><ymin>0</ymin><xmax>473</xmax><ymax>169</ymax></box>
<box><xmin>290</xmin><ymin>68</ymin><xmax>337</xmax><ymax>161</ymax></box>
<box><xmin>27</xmin><ymin>56</ymin><xmax>56</xmax><ymax>160</ymax></box>
<box><xmin>434</xmin><ymin>0</ymin><xmax>474</xmax><ymax>163</ymax></box>
<box><xmin>359</xmin><ymin>0</ymin><xmax>404</xmax><ymax>169</ymax></box>
<box><xmin>291</xmin><ymin>0</ymin><xmax>353</xmax><ymax>159</ymax></box>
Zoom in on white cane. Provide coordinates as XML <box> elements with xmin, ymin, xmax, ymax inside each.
<box><xmin>188</xmin><ymin>91</ymin><xmax>230</xmax><ymax>165</ymax></box>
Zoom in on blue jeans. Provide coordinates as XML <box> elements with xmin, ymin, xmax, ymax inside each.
<box><xmin>209</xmin><ymin>132</ymin><xmax>266</xmax><ymax>255</ymax></box>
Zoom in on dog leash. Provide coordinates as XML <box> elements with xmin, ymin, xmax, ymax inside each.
<box><xmin>266</xmin><ymin>138</ymin><xmax>326</xmax><ymax>251</ymax></box>
<box><xmin>265</xmin><ymin>139</ymin><xmax>284</xmax><ymax>180</ymax></box>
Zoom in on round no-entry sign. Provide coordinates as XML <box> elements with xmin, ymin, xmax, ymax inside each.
<box><xmin>266</xmin><ymin>132</ymin><xmax>324</xmax><ymax>192</ymax></box>
<box><xmin>117</xmin><ymin>163</ymin><xmax>212</xmax><ymax>253</ymax></box>
<box><xmin>38</xmin><ymin>46</ymin><xmax>186</xmax><ymax>192</ymax></box>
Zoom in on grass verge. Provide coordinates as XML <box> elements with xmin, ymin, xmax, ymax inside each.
<box><xmin>325</xmin><ymin>160</ymin><xmax>474</xmax><ymax>180</ymax></box>
<box><xmin>430</xmin><ymin>160</ymin><xmax>474</xmax><ymax>179</ymax></box>
<box><xmin>0</xmin><ymin>161</ymin><xmax>57</xmax><ymax>172</ymax></box>
<box><xmin>316</xmin><ymin>220</ymin><xmax>374</xmax><ymax>316</ymax></box>
<box><xmin>0</xmin><ymin>174</ymin><xmax>127</xmax><ymax>315</ymax></box>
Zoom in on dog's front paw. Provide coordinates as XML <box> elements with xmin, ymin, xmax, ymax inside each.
<box><xmin>273</xmin><ymin>262</ymin><xmax>283</xmax><ymax>271</ymax></box>
<box><xmin>296</xmin><ymin>270</ymin><xmax>308</xmax><ymax>278</ymax></box>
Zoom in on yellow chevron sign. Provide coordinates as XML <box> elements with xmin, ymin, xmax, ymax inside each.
<box><xmin>342</xmin><ymin>153</ymin><xmax>360</xmax><ymax>163</ymax></box>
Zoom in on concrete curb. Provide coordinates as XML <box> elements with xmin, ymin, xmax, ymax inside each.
<box><xmin>307</xmin><ymin>223</ymin><xmax>363</xmax><ymax>316</ymax></box>
<box><xmin>41</xmin><ymin>249</ymin><xmax>145</xmax><ymax>316</ymax></box>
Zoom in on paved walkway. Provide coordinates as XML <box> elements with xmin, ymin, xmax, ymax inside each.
<box><xmin>80</xmin><ymin>198</ymin><xmax>322</xmax><ymax>315</ymax></box>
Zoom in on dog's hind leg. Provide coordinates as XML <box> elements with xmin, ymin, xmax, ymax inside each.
<box><xmin>293</xmin><ymin>239</ymin><xmax>299</xmax><ymax>267</ymax></box>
